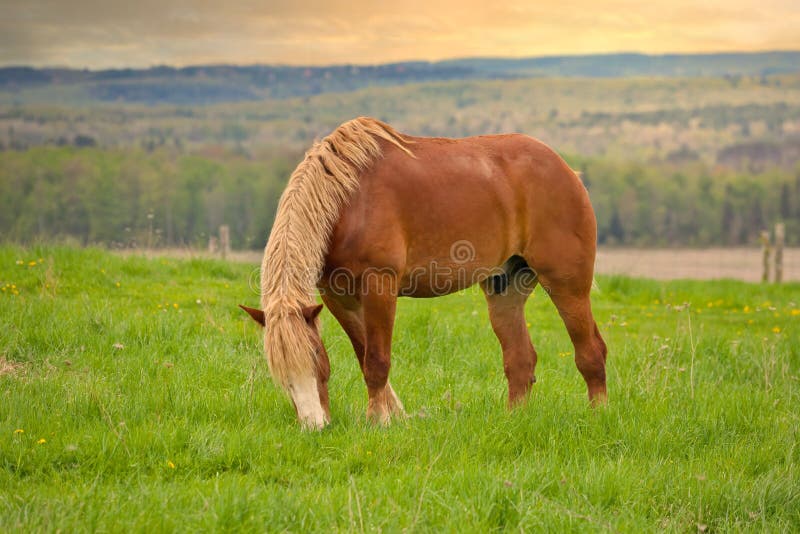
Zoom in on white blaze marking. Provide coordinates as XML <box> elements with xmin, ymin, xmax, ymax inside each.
<box><xmin>289</xmin><ymin>372</ymin><xmax>328</xmax><ymax>430</ymax></box>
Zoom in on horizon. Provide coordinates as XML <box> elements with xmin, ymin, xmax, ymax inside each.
<box><xmin>3</xmin><ymin>1</ymin><xmax>799</xmax><ymax>69</ymax></box>
<box><xmin>3</xmin><ymin>48</ymin><xmax>799</xmax><ymax>72</ymax></box>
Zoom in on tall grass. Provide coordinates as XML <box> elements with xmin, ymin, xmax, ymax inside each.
<box><xmin>1</xmin><ymin>246</ymin><xmax>798</xmax><ymax>531</ymax></box>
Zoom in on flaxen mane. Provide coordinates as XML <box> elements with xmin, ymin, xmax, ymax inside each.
<box><xmin>261</xmin><ymin>117</ymin><xmax>413</xmax><ymax>390</ymax></box>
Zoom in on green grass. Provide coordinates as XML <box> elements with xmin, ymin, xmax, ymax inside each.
<box><xmin>1</xmin><ymin>245</ymin><xmax>798</xmax><ymax>531</ymax></box>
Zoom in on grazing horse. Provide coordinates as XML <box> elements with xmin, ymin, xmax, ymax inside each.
<box><xmin>241</xmin><ymin>117</ymin><xmax>607</xmax><ymax>429</ymax></box>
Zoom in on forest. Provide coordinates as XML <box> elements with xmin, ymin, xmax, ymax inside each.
<box><xmin>1</xmin><ymin>145</ymin><xmax>797</xmax><ymax>248</ymax></box>
<box><xmin>1</xmin><ymin>58</ymin><xmax>798</xmax><ymax>248</ymax></box>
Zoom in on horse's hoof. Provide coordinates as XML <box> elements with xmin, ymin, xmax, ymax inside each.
<box><xmin>366</xmin><ymin>400</ymin><xmax>393</xmax><ymax>425</ymax></box>
<box><xmin>385</xmin><ymin>383</ymin><xmax>405</xmax><ymax>415</ymax></box>
<box><xmin>299</xmin><ymin>412</ymin><xmax>330</xmax><ymax>431</ymax></box>
<box><xmin>367</xmin><ymin>384</ymin><xmax>406</xmax><ymax>425</ymax></box>
<box><xmin>589</xmin><ymin>390</ymin><xmax>608</xmax><ymax>407</ymax></box>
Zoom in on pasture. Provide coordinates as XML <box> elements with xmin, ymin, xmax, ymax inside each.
<box><xmin>1</xmin><ymin>245</ymin><xmax>798</xmax><ymax>531</ymax></box>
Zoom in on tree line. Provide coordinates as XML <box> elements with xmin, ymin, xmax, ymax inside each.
<box><xmin>574</xmin><ymin>159</ymin><xmax>800</xmax><ymax>246</ymax></box>
<box><xmin>0</xmin><ymin>146</ymin><xmax>295</xmax><ymax>249</ymax></box>
<box><xmin>1</xmin><ymin>145</ymin><xmax>797</xmax><ymax>249</ymax></box>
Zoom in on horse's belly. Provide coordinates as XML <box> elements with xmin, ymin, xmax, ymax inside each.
<box><xmin>397</xmin><ymin>263</ymin><xmax>502</xmax><ymax>298</ymax></box>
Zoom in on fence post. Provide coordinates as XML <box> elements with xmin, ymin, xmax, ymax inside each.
<box><xmin>760</xmin><ymin>231</ymin><xmax>771</xmax><ymax>283</ymax></box>
<box><xmin>147</xmin><ymin>212</ymin><xmax>154</xmax><ymax>249</ymax></box>
<box><xmin>219</xmin><ymin>225</ymin><xmax>230</xmax><ymax>260</ymax></box>
<box><xmin>774</xmin><ymin>223</ymin><xmax>785</xmax><ymax>284</ymax></box>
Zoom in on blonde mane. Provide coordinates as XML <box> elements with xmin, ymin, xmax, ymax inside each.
<box><xmin>260</xmin><ymin>117</ymin><xmax>413</xmax><ymax>390</ymax></box>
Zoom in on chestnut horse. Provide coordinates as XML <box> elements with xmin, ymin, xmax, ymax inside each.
<box><xmin>241</xmin><ymin>117</ymin><xmax>607</xmax><ymax>429</ymax></box>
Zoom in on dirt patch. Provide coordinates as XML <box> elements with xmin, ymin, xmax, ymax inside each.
<box><xmin>114</xmin><ymin>247</ymin><xmax>262</xmax><ymax>264</ymax></box>
<box><xmin>0</xmin><ymin>355</ymin><xmax>24</xmax><ymax>377</ymax></box>
<box><xmin>595</xmin><ymin>247</ymin><xmax>800</xmax><ymax>282</ymax></box>
<box><xmin>116</xmin><ymin>247</ymin><xmax>800</xmax><ymax>283</ymax></box>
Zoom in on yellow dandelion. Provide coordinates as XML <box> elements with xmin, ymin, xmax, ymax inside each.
<box><xmin>747</xmin><ymin>319</ymin><xmax>754</xmax><ymax>325</ymax></box>
<box><xmin>173</xmin><ymin>303</ymin><xmax>179</xmax><ymax>309</ymax></box>
<box><xmin>743</xmin><ymin>305</ymin><xmax>751</xmax><ymax>313</ymax></box>
<box><xmin>115</xmin><ymin>282</ymin><xmax>121</xmax><ymax>288</ymax></box>
<box><xmin>28</xmin><ymin>261</ymin><xmax>37</xmax><ymax>267</ymax></box>
<box><xmin>772</xmin><ymin>326</ymin><xmax>781</xmax><ymax>334</ymax></box>
<box><xmin>14</xmin><ymin>429</ymin><xmax>23</xmax><ymax>434</ymax></box>
<box><xmin>526</xmin><ymin>322</ymin><xmax>531</xmax><ymax>328</ymax></box>
<box><xmin>37</xmin><ymin>438</ymin><xmax>46</xmax><ymax>444</ymax></box>
<box><xmin>791</xmin><ymin>309</ymin><xmax>800</xmax><ymax>316</ymax></box>
<box><xmin>167</xmin><ymin>460</ymin><xmax>176</xmax><ymax>469</ymax></box>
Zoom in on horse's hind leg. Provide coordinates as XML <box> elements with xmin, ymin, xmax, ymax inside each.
<box><xmin>481</xmin><ymin>261</ymin><xmax>539</xmax><ymax>407</ymax></box>
<box><xmin>535</xmin><ymin>267</ymin><xmax>608</xmax><ymax>404</ymax></box>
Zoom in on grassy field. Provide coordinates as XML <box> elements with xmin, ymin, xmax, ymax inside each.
<box><xmin>1</xmin><ymin>245</ymin><xmax>799</xmax><ymax>531</ymax></box>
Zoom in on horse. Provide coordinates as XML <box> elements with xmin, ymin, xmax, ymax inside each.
<box><xmin>240</xmin><ymin>117</ymin><xmax>607</xmax><ymax>429</ymax></box>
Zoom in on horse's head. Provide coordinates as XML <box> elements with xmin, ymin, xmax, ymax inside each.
<box><xmin>240</xmin><ymin>303</ymin><xmax>331</xmax><ymax>429</ymax></box>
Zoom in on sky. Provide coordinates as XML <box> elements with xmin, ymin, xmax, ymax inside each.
<box><xmin>1</xmin><ymin>0</ymin><xmax>799</xmax><ymax>68</ymax></box>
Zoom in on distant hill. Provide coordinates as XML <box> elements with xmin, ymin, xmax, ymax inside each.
<box><xmin>0</xmin><ymin>51</ymin><xmax>798</xmax><ymax>105</ymax></box>
<box><xmin>0</xmin><ymin>63</ymin><xmax>480</xmax><ymax>105</ymax></box>
<box><xmin>441</xmin><ymin>51</ymin><xmax>800</xmax><ymax>78</ymax></box>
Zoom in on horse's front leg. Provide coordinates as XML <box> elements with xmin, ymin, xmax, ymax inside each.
<box><xmin>361</xmin><ymin>278</ymin><xmax>404</xmax><ymax>424</ymax></box>
<box><xmin>321</xmin><ymin>292</ymin><xmax>404</xmax><ymax>422</ymax></box>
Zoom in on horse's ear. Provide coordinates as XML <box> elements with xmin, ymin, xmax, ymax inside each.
<box><xmin>239</xmin><ymin>304</ymin><xmax>265</xmax><ymax>327</ymax></box>
<box><xmin>301</xmin><ymin>303</ymin><xmax>324</xmax><ymax>324</ymax></box>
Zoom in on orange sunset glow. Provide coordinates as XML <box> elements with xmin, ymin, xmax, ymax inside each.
<box><xmin>1</xmin><ymin>0</ymin><xmax>798</xmax><ymax>67</ymax></box>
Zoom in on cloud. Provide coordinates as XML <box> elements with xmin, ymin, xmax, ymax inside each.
<box><xmin>0</xmin><ymin>0</ymin><xmax>798</xmax><ymax>67</ymax></box>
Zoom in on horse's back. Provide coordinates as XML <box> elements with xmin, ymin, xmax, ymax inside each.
<box><xmin>324</xmin><ymin>133</ymin><xmax>595</xmax><ymax>289</ymax></box>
